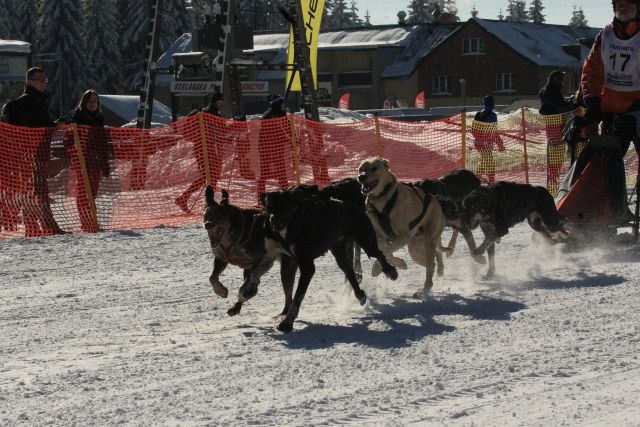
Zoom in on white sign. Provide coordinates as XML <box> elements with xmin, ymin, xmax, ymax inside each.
<box><xmin>171</xmin><ymin>81</ymin><xmax>219</xmax><ymax>94</ymax></box>
<box><xmin>170</xmin><ymin>80</ymin><xmax>269</xmax><ymax>94</ymax></box>
<box><xmin>241</xmin><ymin>81</ymin><xmax>268</xmax><ymax>93</ymax></box>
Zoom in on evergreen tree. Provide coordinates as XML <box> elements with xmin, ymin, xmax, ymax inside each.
<box><xmin>346</xmin><ymin>1</ymin><xmax>363</xmax><ymax>26</ymax></box>
<box><xmin>505</xmin><ymin>0</ymin><xmax>528</xmax><ymax>22</ymax></box>
<box><xmin>569</xmin><ymin>5</ymin><xmax>588</xmax><ymax>27</ymax></box>
<box><xmin>407</xmin><ymin>0</ymin><xmax>430</xmax><ymax>24</ymax></box>
<box><xmin>12</xmin><ymin>0</ymin><xmax>40</xmax><ymax>51</ymax></box>
<box><xmin>83</xmin><ymin>0</ymin><xmax>123</xmax><ymax>94</ymax></box>
<box><xmin>528</xmin><ymin>0</ymin><xmax>545</xmax><ymax>24</ymax></box>
<box><xmin>237</xmin><ymin>0</ymin><xmax>286</xmax><ymax>31</ymax></box>
<box><xmin>38</xmin><ymin>0</ymin><xmax>89</xmax><ymax>116</ymax></box>
<box><xmin>161</xmin><ymin>0</ymin><xmax>192</xmax><ymax>52</ymax></box>
<box><xmin>121</xmin><ymin>0</ymin><xmax>150</xmax><ymax>93</ymax></box>
<box><xmin>0</xmin><ymin>0</ymin><xmax>13</xmax><ymax>39</ymax></box>
<box><xmin>363</xmin><ymin>9</ymin><xmax>372</xmax><ymax>26</ymax></box>
<box><xmin>327</xmin><ymin>0</ymin><xmax>350</xmax><ymax>27</ymax></box>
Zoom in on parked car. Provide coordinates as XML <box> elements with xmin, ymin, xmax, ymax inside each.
<box><xmin>100</xmin><ymin>95</ymin><xmax>175</xmax><ymax>127</ymax></box>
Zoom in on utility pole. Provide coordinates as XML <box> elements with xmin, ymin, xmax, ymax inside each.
<box><xmin>137</xmin><ymin>0</ymin><xmax>164</xmax><ymax>129</ymax></box>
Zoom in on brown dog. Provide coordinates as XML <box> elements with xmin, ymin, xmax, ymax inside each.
<box><xmin>358</xmin><ymin>158</ymin><xmax>452</xmax><ymax>297</ymax></box>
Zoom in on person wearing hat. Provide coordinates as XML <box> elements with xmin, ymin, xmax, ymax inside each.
<box><xmin>471</xmin><ymin>95</ymin><xmax>505</xmax><ymax>184</ymax></box>
<box><xmin>203</xmin><ymin>91</ymin><xmax>225</xmax><ymax>116</ymax></box>
<box><xmin>175</xmin><ymin>90</ymin><xmax>227</xmax><ymax>213</ymax></box>
<box><xmin>538</xmin><ymin>70</ymin><xmax>578</xmax><ymax>195</ymax></box>
<box><xmin>580</xmin><ymin>0</ymin><xmax>640</xmax><ymax>225</ymax></box>
<box><xmin>257</xmin><ymin>94</ymin><xmax>289</xmax><ymax>200</ymax></box>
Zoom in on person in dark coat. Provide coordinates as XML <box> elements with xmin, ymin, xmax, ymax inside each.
<box><xmin>257</xmin><ymin>94</ymin><xmax>290</xmax><ymax>201</ymax></box>
<box><xmin>539</xmin><ymin>70</ymin><xmax>578</xmax><ymax>195</ymax></box>
<box><xmin>69</xmin><ymin>89</ymin><xmax>112</xmax><ymax>232</ymax></box>
<box><xmin>471</xmin><ymin>95</ymin><xmax>504</xmax><ymax>184</ymax></box>
<box><xmin>1</xmin><ymin>67</ymin><xmax>64</xmax><ymax>236</ymax></box>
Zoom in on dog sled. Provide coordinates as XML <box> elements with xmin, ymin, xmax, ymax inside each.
<box><xmin>555</xmin><ymin>113</ymin><xmax>640</xmax><ymax>246</ymax></box>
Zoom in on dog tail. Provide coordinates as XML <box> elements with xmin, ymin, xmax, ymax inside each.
<box><xmin>444</xmin><ymin>229</ymin><xmax>458</xmax><ymax>257</ymax></box>
<box><xmin>437</xmin><ymin>239</ymin><xmax>454</xmax><ymax>257</ymax></box>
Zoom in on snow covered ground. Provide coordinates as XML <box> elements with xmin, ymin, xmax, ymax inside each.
<box><xmin>1</xmin><ymin>222</ymin><xmax>640</xmax><ymax>426</ymax></box>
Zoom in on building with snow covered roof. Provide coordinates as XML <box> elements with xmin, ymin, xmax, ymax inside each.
<box><xmin>155</xmin><ymin>18</ymin><xmax>600</xmax><ymax>114</ymax></box>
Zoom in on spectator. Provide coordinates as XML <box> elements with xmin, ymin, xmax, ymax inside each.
<box><xmin>176</xmin><ymin>91</ymin><xmax>226</xmax><ymax>213</ymax></box>
<box><xmin>581</xmin><ymin>0</ymin><xmax>640</xmax><ymax>224</ymax></box>
<box><xmin>539</xmin><ymin>70</ymin><xmax>578</xmax><ymax>195</ymax></box>
<box><xmin>257</xmin><ymin>94</ymin><xmax>290</xmax><ymax>201</ymax></box>
<box><xmin>1</xmin><ymin>66</ymin><xmax>65</xmax><ymax>236</ymax></box>
<box><xmin>471</xmin><ymin>95</ymin><xmax>504</xmax><ymax>184</ymax></box>
<box><xmin>70</xmin><ymin>89</ymin><xmax>112</xmax><ymax>232</ymax></box>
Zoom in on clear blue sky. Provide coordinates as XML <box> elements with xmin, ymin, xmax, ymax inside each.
<box><xmin>359</xmin><ymin>0</ymin><xmax>610</xmax><ymax>29</ymax></box>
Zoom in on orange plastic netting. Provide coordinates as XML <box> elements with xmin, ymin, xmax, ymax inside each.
<box><xmin>0</xmin><ymin>109</ymin><xmax>638</xmax><ymax>239</ymax></box>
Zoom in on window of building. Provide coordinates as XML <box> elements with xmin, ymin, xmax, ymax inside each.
<box><xmin>431</xmin><ymin>75</ymin><xmax>450</xmax><ymax>95</ymax></box>
<box><xmin>495</xmin><ymin>73</ymin><xmax>514</xmax><ymax>93</ymax></box>
<box><xmin>337</xmin><ymin>71</ymin><xmax>372</xmax><ymax>88</ymax></box>
<box><xmin>462</xmin><ymin>38</ymin><xmax>485</xmax><ymax>54</ymax></box>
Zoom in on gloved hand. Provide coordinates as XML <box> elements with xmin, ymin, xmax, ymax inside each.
<box><xmin>584</xmin><ymin>96</ymin><xmax>602</xmax><ymax>124</ymax></box>
<box><xmin>562</xmin><ymin>116</ymin><xmax>588</xmax><ymax>145</ymax></box>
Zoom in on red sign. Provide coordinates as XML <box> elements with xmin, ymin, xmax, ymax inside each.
<box><xmin>414</xmin><ymin>91</ymin><xmax>426</xmax><ymax>109</ymax></box>
<box><xmin>337</xmin><ymin>92</ymin><xmax>350</xmax><ymax>110</ymax></box>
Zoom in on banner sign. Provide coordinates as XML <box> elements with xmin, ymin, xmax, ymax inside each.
<box><xmin>171</xmin><ymin>80</ymin><xmax>268</xmax><ymax>94</ymax></box>
<box><xmin>285</xmin><ymin>0</ymin><xmax>326</xmax><ymax>92</ymax></box>
<box><xmin>415</xmin><ymin>91</ymin><xmax>426</xmax><ymax>108</ymax></box>
<box><xmin>337</xmin><ymin>92</ymin><xmax>350</xmax><ymax>109</ymax></box>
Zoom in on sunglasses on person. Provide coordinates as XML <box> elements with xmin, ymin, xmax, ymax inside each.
<box><xmin>28</xmin><ymin>77</ymin><xmax>48</xmax><ymax>83</ymax></box>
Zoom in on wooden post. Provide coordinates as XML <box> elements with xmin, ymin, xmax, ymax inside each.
<box><xmin>289</xmin><ymin>114</ymin><xmax>301</xmax><ymax>185</ymax></box>
<box><xmin>71</xmin><ymin>124</ymin><xmax>99</xmax><ymax>232</ymax></box>
<box><xmin>198</xmin><ymin>112</ymin><xmax>212</xmax><ymax>187</ymax></box>
<box><xmin>460</xmin><ymin>110</ymin><xmax>467</xmax><ymax>169</ymax></box>
<box><xmin>374</xmin><ymin>115</ymin><xmax>384</xmax><ymax>158</ymax></box>
<box><xmin>521</xmin><ymin>108</ymin><xmax>530</xmax><ymax>184</ymax></box>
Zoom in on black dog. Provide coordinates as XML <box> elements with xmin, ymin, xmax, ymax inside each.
<box><xmin>296</xmin><ymin>177</ymin><xmax>366</xmax><ymax>281</ymax></box>
<box><xmin>411</xmin><ymin>169</ymin><xmax>484</xmax><ymax>264</ymax></box>
<box><xmin>461</xmin><ymin>181</ymin><xmax>569</xmax><ymax>279</ymax></box>
<box><xmin>203</xmin><ymin>187</ymin><xmax>297</xmax><ymax>316</ymax></box>
<box><xmin>261</xmin><ymin>188</ymin><xmax>398</xmax><ymax>332</ymax></box>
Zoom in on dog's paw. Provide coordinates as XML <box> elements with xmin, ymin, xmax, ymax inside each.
<box><xmin>211</xmin><ymin>281</ymin><xmax>229</xmax><ymax>298</ymax></box>
<box><xmin>472</xmin><ymin>247</ymin><xmax>485</xmax><ymax>256</ymax></box>
<box><xmin>227</xmin><ymin>303</ymin><xmax>242</xmax><ymax>316</ymax></box>
<box><xmin>354</xmin><ymin>289</ymin><xmax>367</xmax><ymax>305</ymax></box>
<box><xmin>481</xmin><ymin>269</ymin><xmax>495</xmax><ymax>281</ymax></box>
<box><xmin>472</xmin><ymin>254</ymin><xmax>487</xmax><ymax>264</ymax></box>
<box><xmin>391</xmin><ymin>257</ymin><xmax>408</xmax><ymax>270</ymax></box>
<box><xmin>277</xmin><ymin>320</ymin><xmax>294</xmax><ymax>333</ymax></box>
<box><xmin>383</xmin><ymin>264</ymin><xmax>398</xmax><ymax>281</ymax></box>
<box><xmin>371</xmin><ymin>261</ymin><xmax>382</xmax><ymax>277</ymax></box>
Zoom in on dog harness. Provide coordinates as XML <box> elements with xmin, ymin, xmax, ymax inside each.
<box><xmin>367</xmin><ymin>186</ymin><xmax>431</xmax><ymax>241</ymax></box>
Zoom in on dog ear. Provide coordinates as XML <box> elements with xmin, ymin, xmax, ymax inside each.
<box><xmin>205</xmin><ymin>186</ymin><xmax>217</xmax><ymax>207</ymax></box>
<box><xmin>259</xmin><ymin>192</ymin><xmax>267</xmax><ymax>207</ymax></box>
<box><xmin>221</xmin><ymin>189</ymin><xmax>229</xmax><ymax>205</ymax></box>
<box><xmin>381</xmin><ymin>158</ymin><xmax>389</xmax><ymax>169</ymax></box>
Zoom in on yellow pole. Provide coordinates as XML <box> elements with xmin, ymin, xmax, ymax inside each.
<box><xmin>198</xmin><ymin>112</ymin><xmax>212</xmax><ymax>186</ymax></box>
<box><xmin>289</xmin><ymin>114</ymin><xmax>301</xmax><ymax>185</ymax></box>
<box><xmin>71</xmin><ymin>124</ymin><xmax>99</xmax><ymax>232</ymax></box>
<box><xmin>520</xmin><ymin>108</ymin><xmax>529</xmax><ymax>184</ymax></box>
<box><xmin>374</xmin><ymin>115</ymin><xmax>384</xmax><ymax>158</ymax></box>
<box><xmin>460</xmin><ymin>110</ymin><xmax>467</xmax><ymax>169</ymax></box>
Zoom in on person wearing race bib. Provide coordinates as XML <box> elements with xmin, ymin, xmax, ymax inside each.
<box><xmin>580</xmin><ymin>0</ymin><xmax>640</xmax><ymax>225</ymax></box>
<box><xmin>581</xmin><ymin>0</ymin><xmax>640</xmax><ymax>154</ymax></box>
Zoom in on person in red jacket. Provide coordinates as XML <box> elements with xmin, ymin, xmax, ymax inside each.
<box><xmin>581</xmin><ymin>0</ymin><xmax>640</xmax><ymax>152</ymax></box>
<box><xmin>580</xmin><ymin>0</ymin><xmax>640</xmax><ymax>225</ymax></box>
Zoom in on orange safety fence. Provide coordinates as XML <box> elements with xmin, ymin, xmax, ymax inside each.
<box><xmin>0</xmin><ymin>108</ymin><xmax>638</xmax><ymax>239</ymax></box>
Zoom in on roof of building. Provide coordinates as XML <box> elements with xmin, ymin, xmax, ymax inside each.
<box><xmin>157</xmin><ymin>18</ymin><xmax>603</xmax><ymax>81</ymax></box>
<box><xmin>0</xmin><ymin>39</ymin><xmax>31</xmax><ymax>54</ymax></box>
<box><xmin>473</xmin><ymin>18</ymin><xmax>600</xmax><ymax>68</ymax></box>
